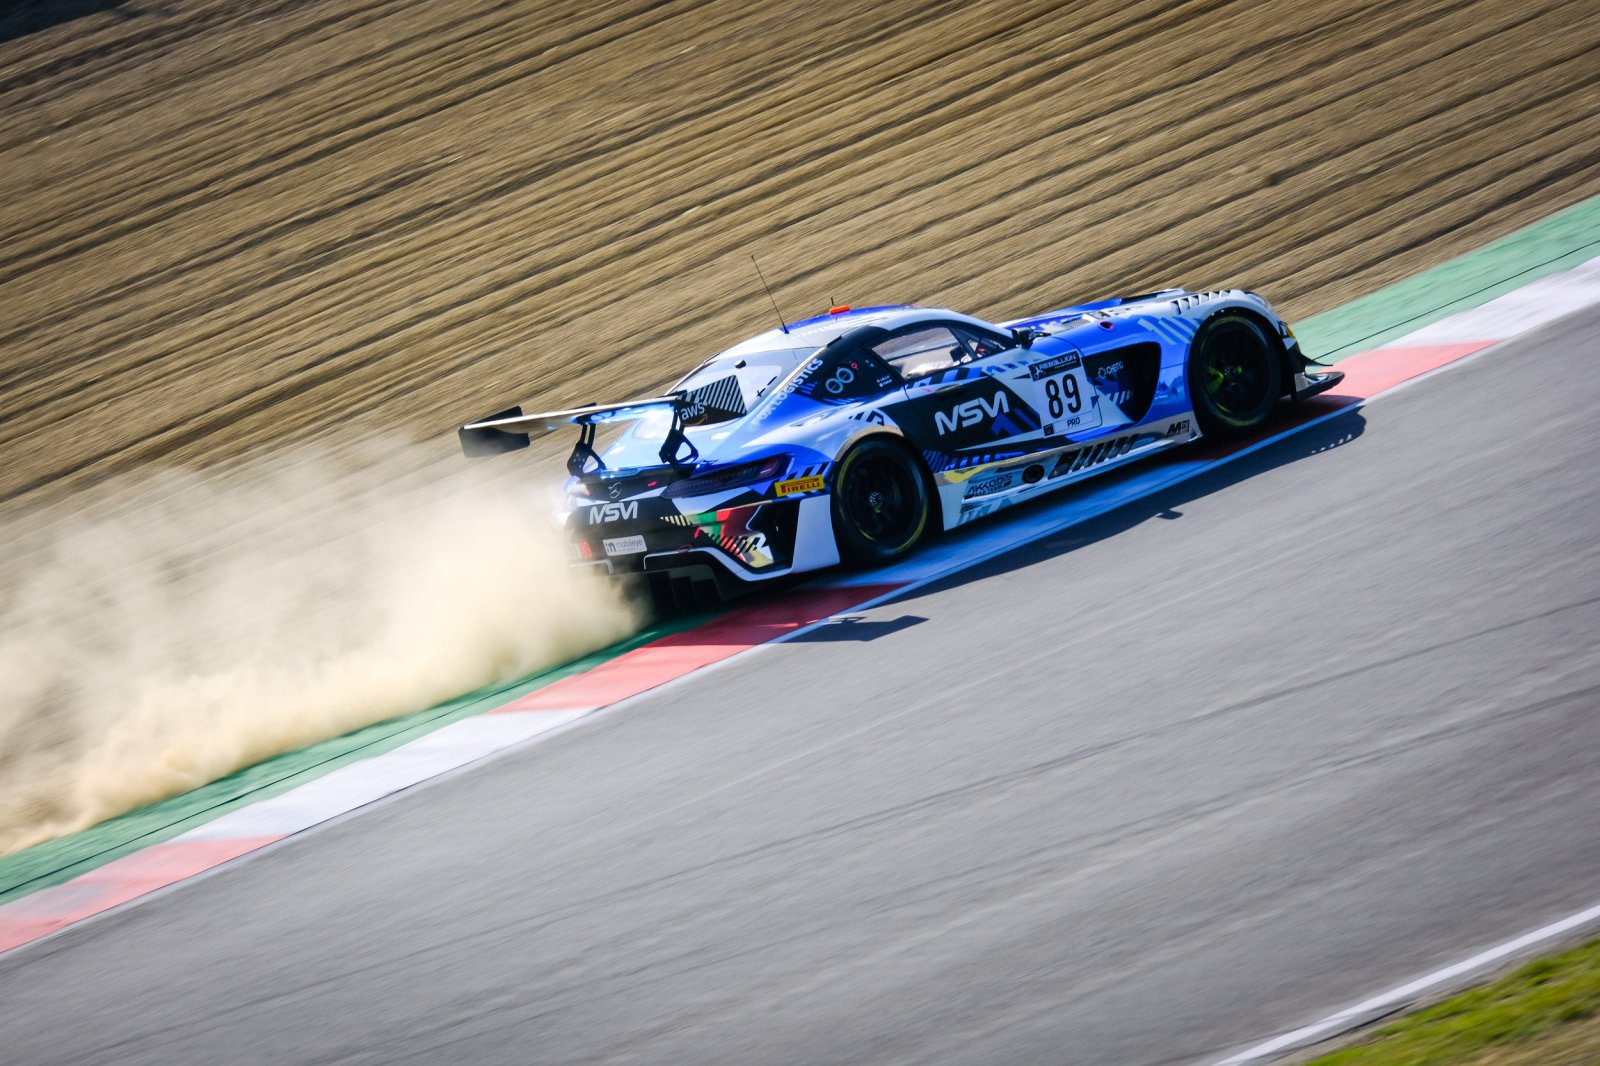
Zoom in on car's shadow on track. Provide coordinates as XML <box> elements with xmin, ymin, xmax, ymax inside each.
<box><xmin>789</xmin><ymin>613</ymin><xmax>929</xmax><ymax>643</ymax></box>
<box><xmin>897</xmin><ymin>405</ymin><xmax>1368</xmax><ymax>602</ymax></box>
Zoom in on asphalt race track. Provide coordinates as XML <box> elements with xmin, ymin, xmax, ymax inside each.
<box><xmin>4</xmin><ymin>308</ymin><xmax>1599</xmax><ymax>1064</ymax></box>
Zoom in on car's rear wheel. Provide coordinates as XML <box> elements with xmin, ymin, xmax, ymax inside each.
<box><xmin>1188</xmin><ymin>313</ymin><xmax>1284</xmax><ymax>438</ymax></box>
<box><xmin>831</xmin><ymin>438</ymin><xmax>931</xmax><ymax>566</ymax></box>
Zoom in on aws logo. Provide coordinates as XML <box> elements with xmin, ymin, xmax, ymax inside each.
<box><xmin>587</xmin><ymin>501</ymin><xmax>639</xmax><ymax>523</ymax></box>
<box><xmin>934</xmin><ymin>392</ymin><xmax>1009</xmax><ymax>435</ymax></box>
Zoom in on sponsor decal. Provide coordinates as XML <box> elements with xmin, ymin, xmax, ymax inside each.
<box><xmin>733</xmin><ymin>531</ymin><xmax>770</xmax><ymax>561</ymax></box>
<box><xmin>1165</xmin><ymin>418</ymin><xmax>1191</xmax><ymax>437</ymax></box>
<box><xmin>795</xmin><ymin>357</ymin><xmax>896</xmax><ymax>403</ymax></box>
<box><xmin>747</xmin><ymin>357</ymin><xmax>824</xmax><ymax>423</ymax></box>
<box><xmin>823</xmin><ymin>366</ymin><xmax>855</xmax><ymax>395</ymax></box>
<box><xmin>1027</xmin><ymin>351</ymin><xmax>1083</xmax><ymax>380</ymax></box>
<box><xmin>587</xmin><ymin>501</ymin><xmax>639</xmax><ymax>523</ymax></box>
<box><xmin>775</xmin><ymin>474</ymin><xmax>826</xmax><ymax>496</ymax></box>
<box><xmin>749</xmin><ymin>352</ymin><xmax>891</xmax><ymax>422</ymax></box>
<box><xmin>603</xmin><ymin>534</ymin><xmax>647</xmax><ymax>556</ymax></box>
<box><xmin>680</xmin><ymin>374</ymin><xmax>746</xmax><ymax>423</ymax></box>
<box><xmin>934</xmin><ymin>392</ymin><xmax>1010</xmax><ymax>435</ymax></box>
<box><xmin>963</xmin><ymin>471</ymin><xmax>1016</xmax><ymax>498</ymax></box>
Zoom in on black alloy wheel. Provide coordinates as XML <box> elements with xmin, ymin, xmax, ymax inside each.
<box><xmin>831</xmin><ymin>438</ymin><xmax>931</xmax><ymax>566</ymax></box>
<box><xmin>1188</xmin><ymin>313</ymin><xmax>1284</xmax><ymax>438</ymax></box>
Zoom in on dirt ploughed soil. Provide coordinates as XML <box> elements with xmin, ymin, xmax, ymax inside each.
<box><xmin>2</xmin><ymin>0</ymin><xmax>1599</xmax><ymax>514</ymax></box>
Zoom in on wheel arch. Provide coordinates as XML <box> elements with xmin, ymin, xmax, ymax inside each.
<box><xmin>832</xmin><ymin>428</ymin><xmax>945</xmax><ymax>537</ymax></box>
<box><xmin>1196</xmin><ymin>305</ymin><xmax>1296</xmax><ymax>399</ymax></box>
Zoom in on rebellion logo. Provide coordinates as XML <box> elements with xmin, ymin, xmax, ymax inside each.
<box><xmin>934</xmin><ymin>392</ymin><xmax>1010</xmax><ymax>435</ymax></box>
<box><xmin>1026</xmin><ymin>351</ymin><xmax>1081</xmax><ymax>380</ymax></box>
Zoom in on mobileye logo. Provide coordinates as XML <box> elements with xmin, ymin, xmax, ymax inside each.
<box><xmin>588</xmin><ymin>501</ymin><xmax>639</xmax><ymax>523</ymax></box>
<box><xmin>934</xmin><ymin>392</ymin><xmax>1009</xmax><ymax>435</ymax></box>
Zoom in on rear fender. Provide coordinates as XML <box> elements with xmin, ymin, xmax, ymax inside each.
<box><xmin>834</xmin><ymin>428</ymin><xmax>945</xmax><ymax>533</ymax></box>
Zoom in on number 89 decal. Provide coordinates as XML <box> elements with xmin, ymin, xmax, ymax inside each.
<box><xmin>1027</xmin><ymin>349</ymin><xmax>1103</xmax><ymax>433</ymax></box>
<box><xmin>1043</xmin><ymin>374</ymin><xmax>1080</xmax><ymax>419</ymax></box>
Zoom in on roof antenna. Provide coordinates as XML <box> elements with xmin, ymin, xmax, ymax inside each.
<box><xmin>751</xmin><ymin>255</ymin><xmax>789</xmax><ymax>334</ymax></box>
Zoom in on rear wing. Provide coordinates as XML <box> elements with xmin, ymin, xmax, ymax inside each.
<box><xmin>458</xmin><ymin>395</ymin><xmax>699</xmax><ymax>475</ymax></box>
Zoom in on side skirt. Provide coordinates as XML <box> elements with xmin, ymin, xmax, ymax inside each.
<box><xmin>939</xmin><ymin>420</ymin><xmax>1199</xmax><ymax>528</ymax></box>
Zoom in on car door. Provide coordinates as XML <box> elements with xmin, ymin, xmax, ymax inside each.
<box><xmin>871</xmin><ymin>322</ymin><xmax>1045</xmax><ymax>454</ymax></box>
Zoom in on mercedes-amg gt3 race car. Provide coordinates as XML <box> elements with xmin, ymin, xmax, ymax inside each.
<box><xmin>460</xmin><ymin>290</ymin><xmax>1342</xmax><ymax>607</ymax></box>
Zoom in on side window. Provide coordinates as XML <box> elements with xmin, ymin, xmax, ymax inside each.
<box><xmin>950</xmin><ymin>325</ymin><xmax>1015</xmax><ymax>360</ymax></box>
<box><xmin>871</xmin><ymin>326</ymin><xmax>965</xmax><ymax>379</ymax></box>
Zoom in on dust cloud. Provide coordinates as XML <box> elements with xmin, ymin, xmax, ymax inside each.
<box><xmin>0</xmin><ymin>442</ymin><xmax>640</xmax><ymax>856</ymax></box>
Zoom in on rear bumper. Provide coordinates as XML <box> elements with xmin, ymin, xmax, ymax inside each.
<box><xmin>574</xmin><ymin>496</ymin><xmax>805</xmax><ymax>576</ymax></box>
<box><xmin>644</xmin><ymin>552</ymin><xmax>753</xmax><ymax>608</ymax></box>
<box><xmin>568</xmin><ymin>552</ymin><xmax>754</xmax><ymax>609</ymax></box>
<box><xmin>567</xmin><ymin>493</ymin><xmax>842</xmax><ymax>603</ymax></box>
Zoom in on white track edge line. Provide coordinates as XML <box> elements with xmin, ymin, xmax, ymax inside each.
<box><xmin>0</xmin><ymin>708</ymin><xmax>620</xmax><ymax>959</ymax></box>
<box><xmin>1210</xmin><ymin>899</ymin><xmax>1600</xmax><ymax>1064</ymax></box>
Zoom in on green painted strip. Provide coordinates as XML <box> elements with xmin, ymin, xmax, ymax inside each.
<box><xmin>0</xmin><ymin>609</ymin><xmax>715</xmax><ymax>907</ymax></box>
<box><xmin>1295</xmin><ymin>192</ymin><xmax>1600</xmax><ymax>362</ymax></box>
<box><xmin>6</xmin><ymin>192</ymin><xmax>1600</xmax><ymax>909</ymax></box>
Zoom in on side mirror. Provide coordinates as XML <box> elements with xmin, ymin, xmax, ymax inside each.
<box><xmin>1011</xmin><ymin>327</ymin><xmax>1036</xmax><ymax>349</ymax></box>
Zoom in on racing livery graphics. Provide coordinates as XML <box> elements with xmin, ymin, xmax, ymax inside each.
<box><xmin>460</xmin><ymin>290</ymin><xmax>1342</xmax><ymax>608</ymax></box>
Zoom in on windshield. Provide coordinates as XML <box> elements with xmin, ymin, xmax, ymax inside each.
<box><xmin>670</xmin><ymin>347</ymin><xmax>816</xmax><ymax>426</ymax></box>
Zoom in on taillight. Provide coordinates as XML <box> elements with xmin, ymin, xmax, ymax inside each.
<box><xmin>661</xmin><ymin>455</ymin><xmax>789</xmax><ymax>499</ymax></box>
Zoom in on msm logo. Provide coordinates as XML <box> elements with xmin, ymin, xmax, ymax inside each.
<box><xmin>934</xmin><ymin>392</ymin><xmax>1009</xmax><ymax>435</ymax></box>
<box><xmin>588</xmin><ymin>501</ymin><xmax>639</xmax><ymax>523</ymax></box>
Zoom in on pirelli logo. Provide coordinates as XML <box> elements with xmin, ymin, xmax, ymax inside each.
<box><xmin>775</xmin><ymin>474</ymin><xmax>826</xmax><ymax>496</ymax></box>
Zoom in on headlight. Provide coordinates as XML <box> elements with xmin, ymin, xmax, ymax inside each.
<box><xmin>661</xmin><ymin>455</ymin><xmax>790</xmax><ymax>498</ymax></box>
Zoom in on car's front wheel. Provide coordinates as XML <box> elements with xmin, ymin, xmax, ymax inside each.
<box><xmin>1187</xmin><ymin>312</ymin><xmax>1284</xmax><ymax>438</ymax></box>
<box><xmin>830</xmin><ymin>438</ymin><xmax>931</xmax><ymax>566</ymax></box>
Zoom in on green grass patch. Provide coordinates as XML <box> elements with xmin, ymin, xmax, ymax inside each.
<box><xmin>1292</xmin><ymin>192</ymin><xmax>1600</xmax><ymax>362</ymax></box>
<box><xmin>1306</xmin><ymin>937</ymin><xmax>1600</xmax><ymax>1065</ymax></box>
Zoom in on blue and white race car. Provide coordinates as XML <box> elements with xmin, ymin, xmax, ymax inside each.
<box><xmin>460</xmin><ymin>290</ymin><xmax>1341</xmax><ymax>607</ymax></box>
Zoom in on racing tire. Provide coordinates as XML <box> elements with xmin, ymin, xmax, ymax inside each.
<box><xmin>830</xmin><ymin>439</ymin><xmax>931</xmax><ymax>567</ymax></box>
<box><xmin>1187</xmin><ymin>312</ymin><xmax>1284</xmax><ymax>439</ymax></box>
